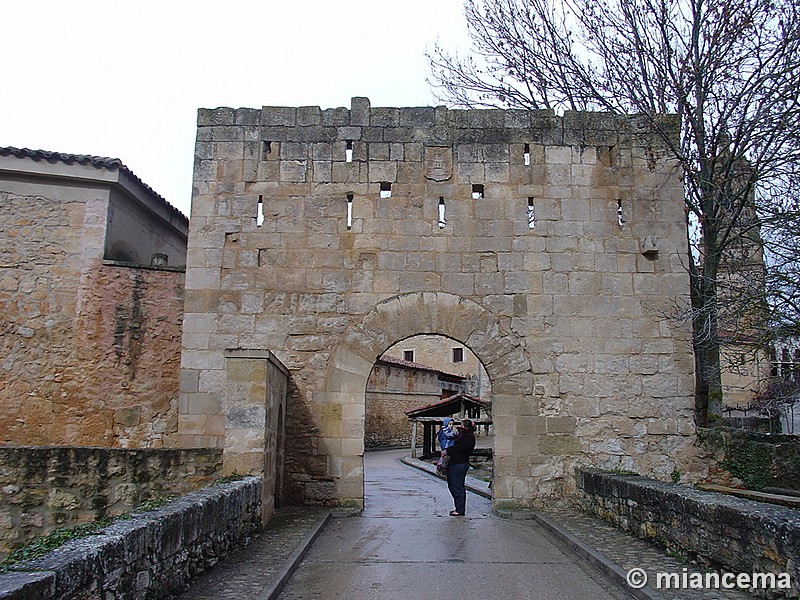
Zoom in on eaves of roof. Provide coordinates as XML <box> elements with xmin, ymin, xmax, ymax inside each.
<box><xmin>405</xmin><ymin>392</ymin><xmax>491</xmax><ymax>418</ymax></box>
<box><xmin>375</xmin><ymin>355</ymin><xmax>466</xmax><ymax>380</ymax></box>
<box><xmin>0</xmin><ymin>146</ymin><xmax>188</xmax><ymax>225</ymax></box>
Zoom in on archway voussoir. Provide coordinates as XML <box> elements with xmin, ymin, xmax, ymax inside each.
<box><xmin>465</xmin><ymin>312</ymin><xmax>502</xmax><ymax>357</ymax></box>
<box><xmin>329</xmin><ymin>345</ymin><xmax>377</xmax><ymax>380</ymax></box>
<box><xmin>487</xmin><ymin>343</ymin><xmax>532</xmax><ymax>378</ymax></box>
<box><xmin>342</xmin><ymin>322</ymin><xmax>387</xmax><ymax>363</ymax></box>
<box><xmin>374</xmin><ymin>295</ymin><xmax>416</xmax><ymax>342</ymax></box>
<box><xmin>446</xmin><ymin>297</ymin><xmax>487</xmax><ymax>344</ymax></box>
<box><xmin>393</xmin><ymin>293</ymin><xmax>429</xmax><ymax>340</ymax></box>
<box><xmin>419</xmin><ymin>292</ymin><xmax>443</xmax><ymax>333</ymax></box>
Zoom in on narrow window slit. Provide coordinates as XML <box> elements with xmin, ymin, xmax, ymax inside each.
<box><xmin>472</xmin><ymin>184</ymin><xmax>484</xmax><ymax>199</ymax></box>
<box><xmin>346</xmin><ymin>193</ymin><xmax>353</xmax><ymax>230</ymax></box>
<box><xmin>256</xmin><ymin>195</ymin><xmax>265</xmax><ymax>227</ymax></box>
<box><xmin>617</xmin><ymin>199</ymin><xmax>625</xmax><ymax>227</ymax></box>
<box><xmin>262</xmin><ymin>141</ymin><xmax>272</xmax><ymax>158</ymax></box>
<box><xmin>524</xmin><ymin>144</ymin><xmax>531</xmax><ymax>166</ymax></box>
<box><xmin>346</xmin><ymin>140</ymin><xmax>353</xmax><ymax>163</ymax></box>
<box><xmin>379</xmin><ymin>182</ymin><xmax>392</xmax><ymax>198</ymax></box>
<box><xmin>527</xmin><ymin>197</ymin><xmax>536</xmax><ymax>229</ymax></box>
<box><xmin>438</xmin><ymin>197</ymin><xmax>447</xmax><ymax>228</ymax></box>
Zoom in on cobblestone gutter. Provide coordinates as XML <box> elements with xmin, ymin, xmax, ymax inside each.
<box><xmin>577</xmin><ymin>468</ymin><xmax>800</xmax><ymax>597</ymax></box>
<box><xmin>0</xmin><ymin>477</ymin><xmax>262</xmax><ymax>600</ymax></box>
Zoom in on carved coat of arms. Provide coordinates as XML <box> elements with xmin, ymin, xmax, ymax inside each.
<box><xmin>424</xmin><ymin>146</ymin><xmax>453</xmax><ymax>182</ymax></box>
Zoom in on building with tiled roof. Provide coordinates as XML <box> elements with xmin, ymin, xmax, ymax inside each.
<box><xmin>0</xmin><ymin>146</ymin><xmax>188</xmax><ymax>448</ymax></box>
<box><xmin>365</xmin><ymin>354</ymin><xmax>468</xmax><ymax>448</ymax></box>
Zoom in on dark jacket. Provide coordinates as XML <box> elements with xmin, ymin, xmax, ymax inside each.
<box><xmin>446</xmin><ymin>430</ymin><xmax>475</xmax><ymax>465</ymax></box>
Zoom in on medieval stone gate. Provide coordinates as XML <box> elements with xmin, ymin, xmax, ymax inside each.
<box><xmin>177</xmin><ymin>97</ymin><xmax>698</xmax><ymax>509</ymax></box>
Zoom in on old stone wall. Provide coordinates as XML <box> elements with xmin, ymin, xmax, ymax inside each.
<box><xmin>365</xmin><ymin>362</ymin><xmax>441</xmax><ymax>448</ymax></box>
<box><xmin>0</xmin><ymin>476</ymin><xmax>260</xmax><ymax>600</ymax></box>
<box><xmin>364</xmin><ymin>391</ymin><xmax>426</xmax><ymax>448</ymax></box>
<box><xmin>577</xmin><ymin>469</ymin><xmax>800</xmax><ymax>598</ymax></box>
<box><xmin>181</xmin><ymin>97</ymin><xmax>697</xmax><ymax>508</ymax></box>
<box><xmin>215</xmin><ymin>349</ymin><xmax>288</xmax><ymax>521</ymax></box>
<box><xmin>698</xmin><ymin>427</ymin><xmax>800</xmax><ymax>491</ymax></box>
<box><xmin>0</xmin><ymin>187</ymin><xmax>184</xmax><ymax>447</ymax></box>
<box><xmin>0</xmin><ymin>446</ymin><xmax>222</xmax><ymax>555</ymax></box>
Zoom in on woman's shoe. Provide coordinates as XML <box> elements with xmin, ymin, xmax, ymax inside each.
<box><xmin>449</xmin><ymin>511</ymin><xmax>464</xmax><ymax>516</ymax></box>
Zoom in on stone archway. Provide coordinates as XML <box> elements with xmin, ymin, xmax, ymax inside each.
<box><xmin>318</xmin><ymin>292</ymin><xmax>532</xmax><ymax>508</ymax></box>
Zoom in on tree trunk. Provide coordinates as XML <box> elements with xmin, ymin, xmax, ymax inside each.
<box><xmin>690</xmin><ymin>224</ymin><xmax>724</xmax><ymax>426</ymax></box>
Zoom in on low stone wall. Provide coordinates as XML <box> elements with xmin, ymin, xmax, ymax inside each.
<box><xmin>698</xmin><ymin>427</ymin><xmax>800</xmax><ymax>491</ymax></box>
<box><xmin>577</xmin><ymin>468</ymin><xmax>800</xmax><ymax>597</ymax></box>
<box><xmin>0</xmin><ymin>476</ymin><xmax>262</xmax><ymax>600</ymax></box>
<box><xmin>0</xmin><ymin>447</ymin><xmax>223</xmax><ymax>554</ymax></box>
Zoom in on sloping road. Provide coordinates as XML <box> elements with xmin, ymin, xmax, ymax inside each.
<box><xmin>277</xmin><ymin>449</ymin><xmax>634</xmax><ymax>600</ymax></box>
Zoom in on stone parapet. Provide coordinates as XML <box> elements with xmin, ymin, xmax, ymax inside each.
<box><xmin>698</xmin><ymin>427</ymin><xmax>800</xmax><ymax>491</ymax></box>
<box><xmin>577</xmin><ymin>468</ymin><xmax>800</xmax><ymax>597</ymax></box>
<box><xmin>0</xmin><ymin>476</ymin><xmax>261</xmax><ymax>600</ymax></box>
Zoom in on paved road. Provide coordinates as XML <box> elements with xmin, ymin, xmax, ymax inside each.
<box><xmin>278</xmin><ymin>449</ymin><xmax>634</xmax><ymax>600</ymax></box>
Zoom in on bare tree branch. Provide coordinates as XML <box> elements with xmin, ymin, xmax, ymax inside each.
<box><xmin>430</xmin><ymin>0</ymin><xmax>800</xmax><ymax>425</ymax></box>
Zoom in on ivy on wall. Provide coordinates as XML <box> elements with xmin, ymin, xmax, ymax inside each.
<box><xmin>719</xmin><ymin>441</ymin><xmax>774</xmax><ymax>490</ymax></box>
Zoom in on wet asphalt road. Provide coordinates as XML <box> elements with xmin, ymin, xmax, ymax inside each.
<box><xmin>277</xmin><ymin>449</ymin><xmax>634</xmax><ymax>600</ymax></box>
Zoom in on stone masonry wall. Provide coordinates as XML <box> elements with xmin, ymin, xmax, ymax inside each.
<box><xmin>0</xmin><ymin>446</ymin><xmax>223</xmax><ymax>555</ymax></box>
<box><xmin>0</xmin><ymin>188</ymin><xmax>184</xmax><ymax>447</ymax></box>
<box><xmin>577</xmin><ymin>469</ymin><xmax>800</xmax><ymax>598</ymax></box>
<box><xmin>698</xmin><ymin>427</ymin><xmax>800</xmax><ymax>491</ymax></box>
<box><xmin>0</xmin><ymin>476</ymin><xmax>260</xmax><ymax>600</ymax></box>
<box><xmin>180</xmin><ymin>97</ymin><xmax>698</xmax><ymax>508</ymax></box>
<box><xmin>216</xmin><ymin>349</ymin><xmax>288</xmax><ymax>521</ymax></box>
<box><xmin>364</xmin><ymin>391</ymin><xmax>428</xmax><ymax>448</ymax></box>
<box><xmin>364</xmin><ymin>362</ymin><xmax>441</xmax><ymax>448</ymax></box>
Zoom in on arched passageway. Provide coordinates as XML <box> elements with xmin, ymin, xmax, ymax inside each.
<box><xmin>318</xmin><ymin>292</ymin><xmax>533</xmax><ymax>508</ymax></box>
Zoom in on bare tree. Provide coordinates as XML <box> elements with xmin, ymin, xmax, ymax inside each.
<box><xmin>429</xmin><ymin>0</ymin><xmax>800</xmax><ymax>425</ymax></box>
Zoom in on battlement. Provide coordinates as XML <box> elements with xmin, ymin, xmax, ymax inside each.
<box><xmin>198</xmin><ymin>96</ymin><xmax>678</xmax><ymax>145</ymax></box>
<box><xmin>192</xmin><ymin>97</ymin><xmax>681</xmax><ymax>235</ymax></box>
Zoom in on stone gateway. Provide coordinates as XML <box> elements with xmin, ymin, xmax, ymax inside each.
<box><xmin>178</xmin><ymin>97</ymin><xmax>699</xmax><ymax>508</ymax></box>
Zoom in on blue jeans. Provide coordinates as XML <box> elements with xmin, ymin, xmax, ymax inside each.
<box><xmin>446</xmin><ymin>462</ymin><xmax>469</xmax><ymax>514</ymax></box>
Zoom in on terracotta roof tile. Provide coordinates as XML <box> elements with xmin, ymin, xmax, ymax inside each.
<box><xmin>0</xmin><ymin>146</ymin><xmax>187</xmax><ymax>223</ymax></box>
<box><xmin>376</xmin><ymin>354</ymin><xmax>465</xmax><ymax>380</ymax></box>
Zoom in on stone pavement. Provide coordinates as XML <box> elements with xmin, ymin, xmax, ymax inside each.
<box><xmin>179</xmin><ymin>449</ymin><xmax>755</xmax><ymax>600</ymax></box>
<box><xmin>403</xmin><ymin>453</ymin><xmax>753</xmax><ymax>600</ymax></box>
<box><xmin>177</xmin><ymin>506</ymin><xmax>331</xmax><ymax>600</ymax></box>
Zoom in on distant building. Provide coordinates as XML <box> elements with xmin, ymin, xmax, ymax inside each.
<box><xmin>383</xmin><ymin>334</ymin><xmax>492</xmax><ymax>399</ymax></box>
<box><xmin>365</xmin><ymin>355</ymin><xmax>466</xmax><ymax>448</ymax></box>
<box><xmin>0</xmin><ymin>147</ymin><xmax>188</xmax><ymax>447</ymax></box>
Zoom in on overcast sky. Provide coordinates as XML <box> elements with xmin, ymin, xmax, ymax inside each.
<box><xmin>2</xmin><ymin>0</ymin><xmax>471</xmax><ymax>216</ymax></box>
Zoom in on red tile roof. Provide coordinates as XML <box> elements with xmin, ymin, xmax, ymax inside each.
<box><xmin>376</xmin><ymin>354</ymin><xmax>465</xmax><ymax>380</ymax></box>
<box><xmin>405</xmin><ymin>392</ymin><xmax>491</xmax><ymax>418</ymax></box>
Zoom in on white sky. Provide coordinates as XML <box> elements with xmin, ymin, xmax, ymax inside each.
<box><xmin>2</xmin><ymin>0</ymin><xmax>471</xmax><ymax>216</ymax></box>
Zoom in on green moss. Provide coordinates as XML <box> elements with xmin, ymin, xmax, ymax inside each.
<box><xmin>132</xmin><ymin>494</ymin><xmax>178</xmax><ymax>513</ymax></box>
<box><xmin>0</xmin><ymin>493</ymin><xmax>179</xmax><ymax>570</ymax></box>
<box><xmin>720</xmin><ymin>441</ymin><xmax>773</xmax><ymax>490</ymax></box>
<box><xmin>213</xmin><ymin>472</ymin><xmax>248</xmax><ymax>486</ymax></box>
<box><xmin>608</xmin><ymin>468</ymin><xmax>640</xmax><ymax>476</ymax></box>
<box><xmin>1</xmin><ymin>518</ymin><xmax>113</xmax><ymax>569</ymax></box>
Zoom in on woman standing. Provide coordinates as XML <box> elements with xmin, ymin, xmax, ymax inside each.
<box><xmin>443</xmin><ymin>419</ymin><xmax>476</xmax><ymax>516</ymax></box>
